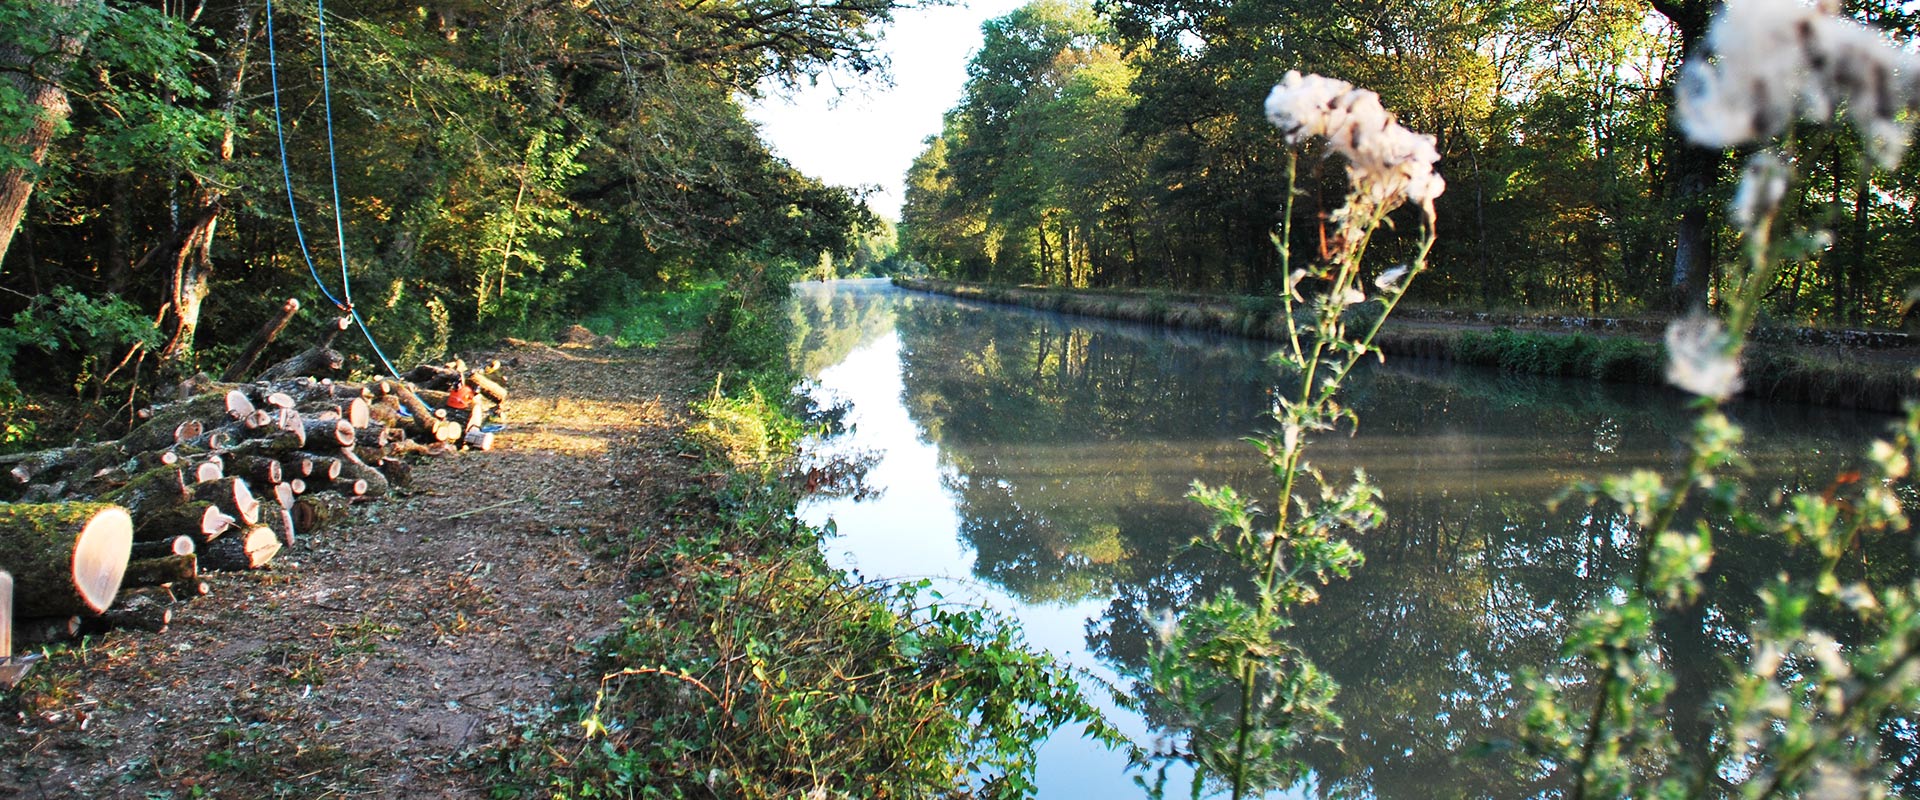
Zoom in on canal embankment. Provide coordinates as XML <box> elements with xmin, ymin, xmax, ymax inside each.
<box><xmin>893</xmin><ymin>277</ymin><xmax>1920</xmax><ymax>413</ymax></box>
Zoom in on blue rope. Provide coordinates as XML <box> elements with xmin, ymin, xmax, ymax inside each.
<box><xmin>264</xmin><ymin>0</ymin><xmax>341</xmax><ymax>311</ymax></box>
<box><xmin>264</xmin><ymin>0</ymin><xmax>403</xmax><ymax>379</ymax></box>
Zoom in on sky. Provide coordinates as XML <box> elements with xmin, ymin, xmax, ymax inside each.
<box><xmin>744</xmin><ymin>0</ymin><xmax>1032</xmax><ymax>221</ymax></box>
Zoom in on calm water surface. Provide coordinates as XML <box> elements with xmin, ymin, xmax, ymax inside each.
<box><xmin>788</xmin><ymin>278</ymin><xmax>1902</xmax><ymax>798</ymax></box>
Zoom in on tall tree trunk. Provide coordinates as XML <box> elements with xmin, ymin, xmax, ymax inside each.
<box><xmin>158</xmin><ymin>7</ymin><xmax>255</xmax><ymax>368</ymax></box>
<box><xmin>1669</xmin><ymin>143</ymin><xmax>1723</xmax><ymax>311</ymax></box>
<box><xmin>1844</xmin><ymin>170</ymin><xmax>1871</xmax><ymax>325</ymax></box>
<box><xmin>1650</xmin><ymin>0</ymin><xmax>1720</xmax><ymax>311</ymax></box>
<box><xmin>0</xmin><ymin>0</ymin><xmax>89</xmax><ymax>269</ymax></box>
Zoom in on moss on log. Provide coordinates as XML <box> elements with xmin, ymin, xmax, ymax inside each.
<box><xmin>0</xmin><ymin>502</ymin><xmax>133</xmax><ymax>617</ymax></box>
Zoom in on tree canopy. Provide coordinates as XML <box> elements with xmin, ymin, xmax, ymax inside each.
<box><xmin>0</xmin><ymin>0</ymin><xmax>896</xmax><ymax>419</ymax></box>
<box><xmin>899</xmin><ymin>0</ymin><xmax>1920</xmax><ymax>326</ymax></box>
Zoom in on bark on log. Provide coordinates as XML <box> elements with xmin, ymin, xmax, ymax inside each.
<box><xmin>133</xmin><ymin>500</ymin><xmax>235</xmax><ymax>544</ymax></box>
<box><xmin>256</xmin><ymin>346</ymin><xmax>345</xmax><ymax>383</ymax></box>
<box><xmin>201</xmin><ymin>526</ymin><xmax>280</xmax><ymax>571</ymax></box>
<box><xmin>0</xmin><ymin>503</ymin><xmax>133</xmax><ymax>617</ymax></box>
<box><xmin>303</xmin><ymin>417</ymin><xmax>357</xmax><ymax>449</ymax></box>
<box><xmin>376</xmin><ymin>458</ymin><xmax>413</xmax><ymax>491</ymax></box>
<box><xmin>466</xmin><ymin>371</ymin><xmax>509</xmax><ymax>404</ymax></box>
<box><xmin>335</xmin><ymin>459</ymin><xmax>390</xmax><ymax>499</ymax></box>
<box><xmin>101</xmin><ymin>467</ymin><xmax>191</xmax><ymax>520</ymax></box>
<box><xmin>130</xmin><ymin>536</ymin><xmax>195</xmax><ymax>560</ymax></box>
<box><xmin>390</xmin><ymin>382</ymin><xmax>443</xmax><ymax>438</ymax></box>
<box><xmin>314</xmin><ymin>315</ymin><xmax>352</xmax><ymax>350</ymax></box>
<box><xmin>367</xmin><ymin>396</ymin><xmax>403</xmax><ymax>428</ymax></box>
<box><xmin>305</xmin><ymin>456</ymin><xmax>343</xmax><ymax>483</ymax></box>
<box><xmin>356</xmin><ymin>425</ymin><xmax>402</xmax><ymax>449</ymax></box>
<box><xmin>122</xmin><ymin>554</ymin><xmax>197</xmax><ymax>588</ymax></box>
<box><xmin>87</xmin><ymin>589</ymin><xmax>172</xmax><ymax>633</ymax></box>
<box><xmin>257</xmin><ymin>500</ymin><xmax>296</xmax><ymax>547</ymax></box>
<box><xmin>291</xmin><ymin>490</ymin><xmax>350</xmax><ymax>534</ymax></box>
<box><xmin>3</xmin><ymin>440</ymin><xmax>123</xmax><ymax>489</ymax></box>
<box><xmin>14</xmin><ymin>616</ymin><xmax>81</xmax><ymax>645</ymax></box>
<box><xmin>116</xmin><ymin>391</ymin><xmax>239</xmax><ymax>454</ymax></box>
<box><xmin>192</xmin><ymin>477</ymin><xmax>260</xmax><ymax>527</ymax></box>
<box><xmin>221</xmin><ymin>298</ymin><xmax>301</xmax><ymax>382</ymax></box>
<box><xmin>405</xmin><ymin>363</ymin><xmax>462</xmax><ymax>390</ymax></box>
<box><xmin>231</xmin><ymin>454</ymin><xmax>283</xmax><ymax>486</ymax></box>
<box><xmin>135</xmin><ymin>450</ymin><xmax>181</xmax><ymax>471</ymax></box>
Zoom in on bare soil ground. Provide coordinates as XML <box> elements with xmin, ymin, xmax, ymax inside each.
<box><xmin>1</xmin><ymin>335</ymin><xmax>709</xmax><ymax>799</ymax></box>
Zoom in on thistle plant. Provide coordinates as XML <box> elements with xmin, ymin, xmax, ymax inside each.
<box><xmin>1131</xmin><ymin>71</ymin><xmax>1444</xmax><ymax>798</ymax></box>
<box><xmin>1524</xmin><ymin>1</ymin><xmax>1920</xmax><ymax>796</ymax></box>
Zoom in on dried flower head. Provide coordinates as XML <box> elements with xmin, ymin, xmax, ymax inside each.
<box><xmin>1665</xmin><ymin>314</ymin><xmax>1744</xmax><ymax>401</ymax></box>
<box><xmin>1677</xmin><ymin>0</ymin><xmax>1920</xmax><ymax>167</ymax></box>
<box><xmin>1264</xmin><ymin>71</ymin><xmax>1447</xmax><ymax>227</ymax></box>
<box><xmin>1730</xmin><ymin>151</ymin><xmax>1791</xmax><ymax>228</ymax></box>
<box><xmin>1374</xmin><ymin>265</ymin><xmax>1411</xmax><ymax>293</ymax></box>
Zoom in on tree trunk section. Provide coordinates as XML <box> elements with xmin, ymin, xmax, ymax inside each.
<box><xmin>122</xmin><ymin>553</ymin><xmax>198</xmax><ymax>589</ymax></box>
<box><xmin>221</xmin><ymin>298</ymin><xmax>301</xmax><ymax>381</ymax></box>
<box><xmin>0</xmin><ymin>502</ymin><xmax>133</xmax><ymax>617</ymax></box>
<box><xmin>292</xmin><ymin>490</ymin><xmax>350</xmax><ymax>534</ymax></box>
<box><xmin>0</xmin><ymin>0</ymin><xmax>87</xmax><ymax>268</ymax></box>
<box><xmin>201</xmin><ymin>525</ymin><xmax>280</xmax><ymax>571</ymax></box>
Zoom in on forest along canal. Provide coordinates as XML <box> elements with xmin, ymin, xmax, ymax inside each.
<box><xmin>788</xmin><ymin>278</ymin><xmax>1904</xmax><ymax>798</ymax></box>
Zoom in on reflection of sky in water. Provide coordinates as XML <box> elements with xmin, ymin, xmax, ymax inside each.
<box><xmin>799</xmin><ymin>329</ymin><xmax>1177</xmax><ymax>797</ymax></box>
<box><xmin>790</xmin><ymin>279</ymin><xmax>1900</xmax><ymax>799</ymax></box>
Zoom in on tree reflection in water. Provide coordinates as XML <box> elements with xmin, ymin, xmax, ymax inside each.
<box><xmin>790</xmin><ymin>280</ymin><xmax>1912</xmax><ymax>798</ymax></box>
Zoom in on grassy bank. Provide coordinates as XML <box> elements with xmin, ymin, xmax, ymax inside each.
<box><xmin>895</xmin><ymin>277</ymin><xmax>1918</xmax><ymax>413</ymax></box>
<box><xmin>494</xmin><ymin>277</ymin><xmax>1110</xmax><ymax>798</ymax></box>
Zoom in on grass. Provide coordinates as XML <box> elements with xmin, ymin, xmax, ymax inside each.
<box><xmin>578</xmin><ymin>282</ymin><xmax>723</xmax><ymax>349</ymax></box>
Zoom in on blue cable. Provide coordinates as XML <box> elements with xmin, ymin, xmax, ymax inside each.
<box><xmin>264</xmin><ymin>0</ymin><xmax>403</xmax><ymax>379</ymax></box>
<box><xmin>264</xmin><ymin>0</ymin><xmax>342</xmax><ymax>311</ymax></box>
<box><xmin>315</xmin><ymin>0</ymin><xmax>353</xmax><ymax>309</ymax></box>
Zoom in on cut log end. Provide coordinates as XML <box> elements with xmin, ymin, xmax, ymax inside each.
<box><xmin>74</xmin><ymin>506</ymin><xmax>134</xmax><ymax>614</ymax></box>
<box><xmin>0</xmin><ymin>504</ymin><xmax>136</xmax><ymax>616</ymax></box>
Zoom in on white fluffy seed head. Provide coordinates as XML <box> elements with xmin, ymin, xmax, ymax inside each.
<box><xmin>1665</xmin><ymin>314</ymin><xmax>1744</xmax><ymax>401</ymax></box>
<box><xmin>1677</xmin><ymin>0</ymin><xmax>1919</xmax><ymax>166</ymax></box>
<box><xmin>1730</xmin><ymin>151</ymin><xmax>1792</xmax><ymax>228</ymax></box>
<box><xmin>1264</xmin><ymin>71</ymin><xmax>1447</xmax><ymax>229</ymax></box>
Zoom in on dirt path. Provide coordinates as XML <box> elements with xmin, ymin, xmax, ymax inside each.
<box><xmin>2</xmin><ymin>336</ymin><xmax>707</xmax><ymax>799</ymax></box>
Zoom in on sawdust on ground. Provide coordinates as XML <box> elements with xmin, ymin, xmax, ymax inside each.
<box><xmin>1</xmin><ymin>334</ymin><xmax>709</xmax><ymax>799</ymax></box>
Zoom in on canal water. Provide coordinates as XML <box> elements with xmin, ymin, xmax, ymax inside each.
<box><xmin>788</xmin><ymin>278</ymin><xmax>1902</xmax><ymax>798</ymax></box>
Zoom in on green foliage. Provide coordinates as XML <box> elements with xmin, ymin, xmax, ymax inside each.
<box><xmin>899</xmin><ymin>0</ymin><xmax>1920</xmax><ymax>323</ymax></box>
<box><xmin>0</xmin><ymin>286</ymin><xmax>161</xmax><ymax>399</ymax></box>
<box><xmin>0</xmin><ymin>0</ymin><xmax>887</xmax><ymax>410</ymax></box>
<box><xmin>702</xmin><ymin>264</ymin><xmax>802</xmax><ymax>397</ymax></box>
<box><xmin>579</xmin><ymin>283</ymin><xmax>720</xmax><ymax>348</ymax></box>
<box><xmin>1515</xmin><ymin>35</ymin><xmax>1920</xmax><ymax>795</ymax></box>
<box><xmin>686</xmin><ymin>378</ymin><xmax>802</xmax><ymax>471</ymax></box>
<box><xmin>548</xmin><ymin>541</ymin><xmax>1114</xmax><ymax>800</ymax></box>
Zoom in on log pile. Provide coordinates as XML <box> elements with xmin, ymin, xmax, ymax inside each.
<box><xmin>0</xmin><ymin>301</ymin><xmax>512</xmax><ymax>652</ymax></box>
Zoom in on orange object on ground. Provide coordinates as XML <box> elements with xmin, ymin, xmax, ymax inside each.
<box><xmin>445</xmin><ymin>382</ymin><xmax>475</xmax><ymax>410</ymax></box>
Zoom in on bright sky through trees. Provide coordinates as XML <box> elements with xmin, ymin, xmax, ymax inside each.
<box><xmin>745</xmin><ymin>0</ymin><xmax>1030</xmax><ymax>220</ymax></box>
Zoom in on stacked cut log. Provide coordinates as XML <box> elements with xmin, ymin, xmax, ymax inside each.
<box><xmin>0</xmin><ymin>301</ymin><xmax>513</xmax><ymax>646</ymax></box>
